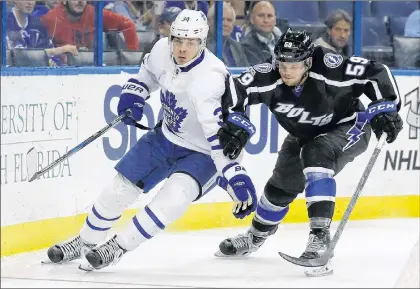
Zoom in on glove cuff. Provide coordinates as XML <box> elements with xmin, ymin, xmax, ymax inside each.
<box><xmin>222</xmin><ymin>162</ymin><xmax>247</xmax><ymax>181</ymax></box>
<box><xmin>366</xmin><ymin>100</ymin><xmax>397</xmax><ymax>121</ymax></box>
<box><xmin>122</xmin><ymin>78</ymin><xmax>150</xmax><ymax>101</ymax></box>
<box><xmin>227</xmin><ymin>113</ymin><xmax>256</xmax><ymax>137</ymax></box>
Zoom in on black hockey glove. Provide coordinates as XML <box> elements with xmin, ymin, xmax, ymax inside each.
<box><xmin>217</xmin><ymin>113</ymin><xmax>256</xmax><ymax>160</ymax></box>
<box><xmin>367</xmin><ymin>100</ymin><xmax>403</xmax><ymax>143</ymax></box>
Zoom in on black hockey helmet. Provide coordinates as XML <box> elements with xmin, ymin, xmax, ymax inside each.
<box><xmin>275</xmin><ymin>28</ymin><xmax>314</xmax><ymax>63</ymax></box>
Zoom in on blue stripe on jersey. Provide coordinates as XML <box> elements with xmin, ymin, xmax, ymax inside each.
<box><xmin>213</xmin><ymin>107</ymin><xmax>222</xmax><ymax>116</ymax></box>
<box><xmin>138</xmin><ymin>81</ymin><xmax>150</xmax><ymax>93</ymax></box>
<box><xmin>211</xmin><ymin>145</ymin><xmax>222</xmax><ymax>150</ymax></box>
<box><xmin>222</xmin><ymin>162</ymin><xmax>239</xmax><ymax>174</ymax></box>
<box><xmin>207</xmin><ymin>135</ymin><xmax>218</xmax><ymax>142</ymax></box>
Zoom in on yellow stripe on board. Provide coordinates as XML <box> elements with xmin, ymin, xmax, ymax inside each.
<box><xmin>1</xmin><ymin>195</ymin><xmax>419</xmax><ymax>257</ymax></box>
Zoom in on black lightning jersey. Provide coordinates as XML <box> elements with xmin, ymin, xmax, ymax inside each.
<box><xmin>222</xmin><ymin>46</ymin><xmax>401</xmax><ymax>141</ymax></box>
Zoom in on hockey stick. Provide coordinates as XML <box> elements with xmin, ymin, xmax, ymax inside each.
<box><xmin>26</xmin><ymin>110</ymin><xmax>151</xmax><ymax>182</ymax></box>
<box><xmin>278</xmin><ymin>133</ymin><xmax>388</xmax><ymax>267</ymax></box>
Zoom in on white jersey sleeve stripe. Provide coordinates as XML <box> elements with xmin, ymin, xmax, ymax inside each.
<box><xmin>245</xmin><ymin>79</ymin><xmax>283</xmax><ymax>95</ymax></box>
<box><xmin>228</xmin><ymin>75</ymin><xmax>239</xmax><ymax>113</ymax></box>
<box><xmin>309</xmin><ymin>72</ymin><xmax>383</xmax><ymax>100</ymax></box>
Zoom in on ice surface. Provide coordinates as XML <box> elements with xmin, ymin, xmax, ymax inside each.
<box><xmin>1</xmin><ymin>218</ymin><xmax>419</xmax><ymax>288</ymax></box>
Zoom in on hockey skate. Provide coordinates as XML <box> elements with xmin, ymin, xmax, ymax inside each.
<box><xmin>44</xmin><ymin>235</ymin><xmax>94</xmax><ymax>264</ymax></box>
<box><xmin>79</xmin><ymin>235</ymin><xmax>127</xmax><ymax>271</ymax></box>
<box><xmin>300</xmin><ymin>228</ymin><xmax>333</xmax><ymax>277</ymax></box>
<box><xmin>215</xmin><ymin>227</ymin><xmax>275</xmax><ymax>257</ymax></box>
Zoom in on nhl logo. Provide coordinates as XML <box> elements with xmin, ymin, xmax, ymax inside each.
<box><xmin>253</xmin><ymin>63</ymin><xmax>273</xmax><ymax>73</ymax></box>
<box><xmin>323</xmin><ymin>53</ymin><xmax>343</xmax><ymax>68</ymax></box>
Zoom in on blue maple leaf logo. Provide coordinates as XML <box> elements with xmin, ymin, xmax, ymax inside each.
<box><xmin>166</xmin><ymin>91</ymin><xmax>176</xmax><ymax>107</ymax></box>
<box><xmin>160</xmin><ymin>90</ymin><xmax>188</xmax><ymax>133</ymax></box>
<box><xmin>173</xmin><ymin>107</ymin><xmax>188</xmax><ymax>132</ymax></box>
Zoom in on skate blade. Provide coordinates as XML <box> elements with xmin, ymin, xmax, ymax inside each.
<box><xmin>78</xmin><ymin>260</ymin><xmax>95</xmax><ymax>272</ymax></box>
<box><xmin>304</xmin><ymin>261</ymin><xmax>333</xmax><ymax>277</ymax></box>
<box><xmin>78</xmin><ymin>248</ymin><xmax>96</xmax><ymax>272</ymax></box>
<box><xmin>41</xmin><ymin>258</ymin><xmax>67</xmax><ymax>265</ymax></box>
<box><xmin>214</xmin><ymin>250</ymin><xmax>227</xmax><ymax>257</ymax></box>
<box><xmin>278</xmin><ymin>251</ymin><xmax>330</xmax><ymax>267</ymax></box>
<box><xmin>41</xmin><ymin>259</ymin><xmax>76</xmax><ymax>266</ymax></box>
<box><xmin>214</xmin><ymin>250</ymin><xmax>251</xmax><ymax>258</ymax></box>
<box><xmin>40</xmin><ymin>259</ymin><xmax>53</xmax><ymax>264</ymax></box>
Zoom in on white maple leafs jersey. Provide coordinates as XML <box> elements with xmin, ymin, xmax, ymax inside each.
<box><xmin>133</xmin><ymin>37</ymin><xmax>234</xmax><ymax>173</ymax></box>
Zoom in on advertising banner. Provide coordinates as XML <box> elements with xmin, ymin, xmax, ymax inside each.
<box><xmin>1</xmin><ymin>73</ymin><xmax>419</xmax><ymax>227</ymax></box>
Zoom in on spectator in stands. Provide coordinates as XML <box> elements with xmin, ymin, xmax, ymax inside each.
<box><xmin>225</xmin><ymin>1</ymin><xmax>245</xmax><ymax>42</ymax></box>
<box><xmin>105</xmin><ymin>1</ymin><xmax>144</xmax><ymax>31</ymax></box>
<box><xmin>209</xmin><ymin>0</ymin><xmax>245</xmax><ymax>41</ymax></box>
<box><xmin>242</xmin><ymin>1</ymin><xmax>266</xmax><ymax>35</ymax></box>
<box><xmin>165</xmin><ymin>1</ymin><xmax>209</xmax><ymax>17</ymax></box>
<box><xmin>230</xmin><ymin>23</ymin><xmax>244</xmax><ymax>42</ymax></box>
<box><xmin>41</xmin><ymin>0</ymin><xmax>139</xmax><ymax>51</ymax></box>
<box><xmin>240</xmin><ymin>1</ymin><xmax>281</xmax><ymax>65</ymax></box>
<box><xmin>158</xmin><ymin>7</ymin><xmax>182</xmax><ymax>38</ymax></box>
<box><xmin>139</xmin><ymin>6</ymin><xmax>181</xmax><ymax>64</ymax></box>
<box><xmin>244</xmin><ymin>1</ymin><xmax>255</xmax><ymax>18</ymax></box>
<box><xmin>7</xmin><ymin>0</ymin><xmax>78</xmax><ymax>66</ymax></box>
<box><xmin>138</xmin><ymin>1</ymin><xmax>155</xmax><ymax>29</ymax></box>
<box><xmin>6</xmin><ymin>0</ymin><xmax>15</xmax><ymax>13</ymax></box>
<box><xmin>404</xmin><ymin>9</ymin><xmax>420</xmax><ymax>37</ymax></box>
<box><xmin>32</xmin><ymin>0</ymin><xmax>59</xmax><ymax>18</ymax></box>
<box><xmin>313</xmin><ymin>9</ymin><xmax>352</xmax><ymax>57</ymax></box>
<box><xmin>225</xmin><ymin>0</ymin><xmax>245</xmax><ymax>22</ymax></box>
<box><xmin>106</xmin><ymin>1</ymin><xmax>155</xmax><ymax>30</ymax></box>
<box><xmin>209</xmin><ymin>0</ymin><xmax>245</xmax><ymax>15</ymax></box>
<box><xmin>207</xmin><ymin>2</ymin><xmax>250</xmax><ymax>67</ymax></box>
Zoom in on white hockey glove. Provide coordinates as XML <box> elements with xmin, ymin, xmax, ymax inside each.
<box><xmin>217</xmin><ymin>163</ymin><xmax>257</xmax><ymax>219</ymax></box>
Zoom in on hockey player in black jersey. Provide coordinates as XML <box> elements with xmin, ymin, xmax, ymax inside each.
<box><xmin>214</xmin><ymin>29</ymin><xmax>403</xmax><ymax>276</ymax></box>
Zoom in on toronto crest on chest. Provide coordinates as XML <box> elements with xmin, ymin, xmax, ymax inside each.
<box><xmin>160</xmin><ymin>71</ymin><xmax>191</xmax><ymax>134</ymax></box>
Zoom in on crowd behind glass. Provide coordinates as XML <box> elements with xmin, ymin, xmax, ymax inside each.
<box><xmin>1</xmin><ymin>0</ymin><xmax>419</xmax><ymax>68</ymax></box>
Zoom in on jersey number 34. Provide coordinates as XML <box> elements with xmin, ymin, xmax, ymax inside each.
<box><xmin>345</xmin><ymin>56</ymin><xmax>369</xmax><ymax>77</ymax></box>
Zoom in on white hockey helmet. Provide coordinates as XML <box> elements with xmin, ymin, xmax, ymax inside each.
<box><xmin>169</xmin><ymin>9</ymin><xmax>209</xmax><ymax>59</ymax></box>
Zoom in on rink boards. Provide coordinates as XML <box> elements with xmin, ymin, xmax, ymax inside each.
<box><xmin>1</xmin><ymin>70</ymin><xmax>419</xmax><ymax>257</ymax></box>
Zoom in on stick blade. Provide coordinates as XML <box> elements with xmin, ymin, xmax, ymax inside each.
<box><xmin>26</xmin><ymin>147</ymin><xmax>38</xmax><ymax>182</ymax></box>
<box><xmin>278</xmin><ymin>251</ymin><xmax>330</xmax><ymax>267</ymax></box>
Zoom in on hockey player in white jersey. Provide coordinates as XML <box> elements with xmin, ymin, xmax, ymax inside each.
<box><xmin>45</xmin><ymin>9</ymin><xmax>258</xmax><ymax>271</ymax></box>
